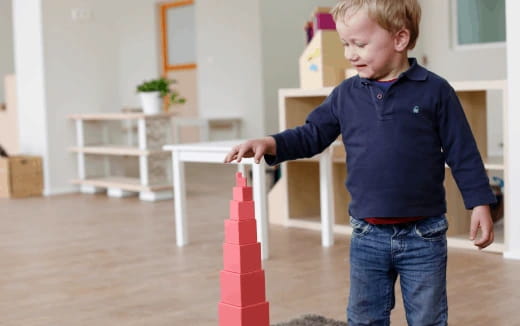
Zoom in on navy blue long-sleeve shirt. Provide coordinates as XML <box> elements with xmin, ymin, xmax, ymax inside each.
<box><xmin>265</xmin><ymin>58</ymin><xmax>496</xmax><ymax>219</ymax></box>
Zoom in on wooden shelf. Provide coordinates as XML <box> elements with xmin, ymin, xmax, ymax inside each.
<box><xmin>71</xmin><ymin>177</ymin><xmax>172</xmax><ymax>192</ymax></box>
<box><xmin>70</xmin><ymin>113</ymin><xmax>174</xmax><ymax>201</ymax></box>
<box><xmin>69</xmin><ymin>145</ymin><xmax>169</xmax><ymax>156</ymax></box>
<box><xmin>270</xmin><ymin>80</ymin><xmax>508</xmax><ymax>252</ymax></box>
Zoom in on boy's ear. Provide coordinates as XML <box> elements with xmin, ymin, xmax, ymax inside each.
<box><xmin>394</xmin><ymin>28</ymin><xmax>411</xmax><ymax>52</ymax></box>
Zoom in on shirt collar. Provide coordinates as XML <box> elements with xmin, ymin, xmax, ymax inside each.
<box><xmin>354</xmin><ymin>58</ymin><xmax>428</xmax><ymax>88</ymax></box>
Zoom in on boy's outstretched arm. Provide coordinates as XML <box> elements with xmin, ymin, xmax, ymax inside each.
<box><xmin>470</xmin><ymin>205</ymin><xmax>494</xmax><ymax>249</ymax></box>
<box><xmin>224</xmin><ymin>136</ymin><xmax>276</xmax><ymax>164</ymax></box>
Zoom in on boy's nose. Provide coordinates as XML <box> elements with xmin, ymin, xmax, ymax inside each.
<box><xmin>345</xmin><ymin>48</ymin><xmax>359</xmax><ymax>62</ymax></box>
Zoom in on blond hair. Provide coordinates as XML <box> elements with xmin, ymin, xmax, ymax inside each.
<box><xmin>331</xmin><ymin>0</ymin><xmax>421</xmax><ymax>49</ymax></box>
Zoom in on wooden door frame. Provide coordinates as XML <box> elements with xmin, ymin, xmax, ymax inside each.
<box><xmin>159</xmin><ymin>0</ymin><xmax>197</xmax><ymax>74</ymax></box>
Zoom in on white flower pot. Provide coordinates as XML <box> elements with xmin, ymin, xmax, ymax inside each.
<box><xmin>139</xmin><ymin>91</ymin><xmax>164</xmax><ymax>115</ymax></box>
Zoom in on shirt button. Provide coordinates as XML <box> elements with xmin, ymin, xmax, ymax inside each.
<box><xmin>377</xmin><ymin>93</ymin><xmax>383</xmax><ymax>100</ymax></box>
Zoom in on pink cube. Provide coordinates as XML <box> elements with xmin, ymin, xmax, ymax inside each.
<box><xmin>225</xmin><ymin>219</ymin><xmax>257</xmax><ymax>245</ymax></box>
<box><xmin>229</xmin><ymin>200</ymin><xmax>255</xmax><ymax>220</ymax></box>
<box><xmin>233</xmin><ymin>186</ymin><xmax>253</xmax><ymax>201</ymax></box>
<box><xmin>219</xmin><ymin>301</ymin><xmax>269</xmax><ymax>326</ymax></box>
<box><xmin>220</xmin><ymin>270</ymin><xmax>266</xmax><ymax>306</ymax></box>
<box><xmin>223</xmin><ymin>242</ymin><xmax>261</xmax><ymax>273</ymax></box>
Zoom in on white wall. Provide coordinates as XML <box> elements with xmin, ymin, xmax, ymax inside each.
<box><xmin>43</xmin><ymin>0</ymin><xmax>160</xmax><ymax>194</ymax></box>
<box><xmin>115</xmin><ymin>0</ymin><xmax>160</xmax><ymax>108</ymax></box>
<box><xmin>40</xmin><ymin>0</ymin><xmax>121</xmax><ymax>194</ymax></box>
<box><xmin>259</xmin><ymin>0</ymin><xmax>337</xmax><ymax>135</ymax></box>
<box><xmin>505</xmin><ymin>0</ymin><xmax>520</xmax><ymax>260</ymax></box>
<box><xmin>12</xmin><ymin>0</ymin><xmax>49</xmax><ymax>184</ymax></box>
<box><xmin>0</xmin><ymin>0</ymin><xmax>15</xmax><ymax>104</ymax></box>
<box><xmin>13</xmin><ymin>0</ymin><xmax>160</xmax><ymax>194</ymax></box>
<box><xmin>417</xmin><ymin>0</ymin><xmax>505</xmax><ymax>157</ymax></box>
<box><xmin>195</xmin><ymin>0</ymin><xmax>265</xmax><ymax>138</ymax></box>
<box><xmin>418</xmin><ymin>0</ymin><xmax>506</xmax><ymax>80</ymax></box>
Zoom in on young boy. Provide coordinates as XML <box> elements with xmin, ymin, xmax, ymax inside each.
<box><xmin>224</xmin><ymin>0</ymin><xmax>496</xmax><ymax>324</ymax></box>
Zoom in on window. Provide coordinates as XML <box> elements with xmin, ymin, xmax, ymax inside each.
<box><xmin>160</xmin><ymin>1</ymin><xmax>197</xmax><ymax>72</ymax></box>
<box><xmin>452</xmin><ymin>0</ymin><xmax>506</xmax><ymax>49</ymax></box>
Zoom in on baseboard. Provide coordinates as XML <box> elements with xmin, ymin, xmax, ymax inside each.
<box><xmin>503</xmin><ymin>250</ymin><xmax>520</xmax><ymax>260</ymax></box>
<box><xmin>44</xmin><ymin>186</ymin><xmax>78</xmax><ymax>196</ymax></box>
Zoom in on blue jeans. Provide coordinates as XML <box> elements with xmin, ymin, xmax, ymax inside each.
<box><xmin>347</xmin><ymin>215</ymin><xmax>448</xmax><ymax>326</ymax></box>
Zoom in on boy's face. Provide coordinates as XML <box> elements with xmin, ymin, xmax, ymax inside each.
<box><xmin>336</xmin><ymin>8</ymin><xmax>408</xmax><ymax>81</ymax></box>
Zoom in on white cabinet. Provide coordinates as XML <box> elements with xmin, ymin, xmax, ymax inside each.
<box><xmin>69</xmin><ymin>112</ymin><xmax>175</xmax><ymax>201</ymax></box>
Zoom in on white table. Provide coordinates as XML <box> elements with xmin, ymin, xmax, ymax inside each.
<box><xmin>163</xmin><ymin>140</ymin><xmax>269</xmax><ymax>260</ymax></box>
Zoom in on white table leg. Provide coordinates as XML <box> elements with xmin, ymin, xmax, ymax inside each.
<box><xmin>237</xmin><ymin>164</ymin><xmax>246</xmax><ymax>176</ymax></box>
<box><xmin>319</xmin><ymin>147</ymin><xmax>335</xmax><ymax>247</ymax></box>
<box><xmin>172</xmin><ymin>151</ymin><xmax>188</xmax><ymax>246</ymax></box>
<box><xmin>252</xmin><ymin>160</ymin><xmax>269</xmax><ymax>260</ymax></box>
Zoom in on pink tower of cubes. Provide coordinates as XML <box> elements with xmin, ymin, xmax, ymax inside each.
<box><xmin>218</xmin><ymin>172</ymin><xmax>269</xmax><ymax>326</ymax></box>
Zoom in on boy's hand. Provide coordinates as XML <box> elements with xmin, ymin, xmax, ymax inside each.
<box><xmin>469</xmin><ymin>205</ymin><xmax>494</xmax><ymax>250</ymax></box>
<box><xmin>224</xmin><ymin>137</ymin><xmax>276</xmax><ymax>164</ymax></box>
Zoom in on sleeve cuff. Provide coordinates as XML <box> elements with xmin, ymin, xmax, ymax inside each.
<box><xmin>463</xmin><ymin>190</ymin><xmax>498</xmax><ymax>210</ymax></box>
<box><xmin>263</xmin><ymin>134</ymin><xmax>287</xmax><ymax>166</ymax></box>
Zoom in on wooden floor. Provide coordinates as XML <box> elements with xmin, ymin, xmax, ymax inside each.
<box><xmin>1</xmin><ymin>163</ymin><xmax>520</xmax><ymax>326</ymax></box>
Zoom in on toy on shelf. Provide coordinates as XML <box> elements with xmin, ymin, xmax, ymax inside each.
<box><xmin>218</xmin><ymin>172</ymin><xmax>269</xmax><ymax>326</ymax></box>
<box><xmin>300</xmin><ymin>7</ymin><xmax>352</xmax><ymax>89</ymax></box>
<box><xmin>304</xmin><ymin>7</ymin><xmax>337</xmax><ymax>44</ymax></box>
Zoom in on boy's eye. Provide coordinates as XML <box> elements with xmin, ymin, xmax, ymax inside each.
<box><xmin>355</xmin><ymin>43</ymin><xmax>366</xmax><ymax>48</ymax></box>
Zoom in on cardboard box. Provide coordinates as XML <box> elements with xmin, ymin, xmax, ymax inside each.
<box><xmin>299</xmin><ymin>30</ymin><xmax>351</xmax><ymax>89</ymax></box>
<box><xmin>0</xmin><ymin>155</ymin><xmax>43</xmax><ymax>198</ymax></box>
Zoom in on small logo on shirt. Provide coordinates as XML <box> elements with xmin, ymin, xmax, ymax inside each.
<box><xmin>412</xmin><ymin>105</ymin><xmax>420</xmax><ymax>114</ymax></box>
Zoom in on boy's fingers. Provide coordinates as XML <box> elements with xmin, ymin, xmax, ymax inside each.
<box><xmin>475</xmin><ymin>228</ymin><xmax>494</xmax><ymax>249</ymax></box>
<box><xmin>236</xmin><ymin>145</ymin><xmax>248</xmax><ymax>163</ymax></box>
<box><xmin>224</xmin><ymin>147</ymin><xmax>239</xmax><ymax>163</ymax></box>
<box><xmin>253</xmin><ymin>145</ymin><xmax>264</xmax><ymax>164</ymax></box>
<box><xmin>469</xmin><ymin>220</ymin><xmax>478</xmax><ymax>241</ymax></box>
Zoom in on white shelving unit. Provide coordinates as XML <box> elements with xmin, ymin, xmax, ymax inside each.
<box><xmin>269</xmin><ymin>80</ymin><xmax>508</xmax><ymax>253</ymax></box>
<box><xmin>69</xmin><ymin>112</ymin><xmax>175</xmax><ymax>201</ymax></box>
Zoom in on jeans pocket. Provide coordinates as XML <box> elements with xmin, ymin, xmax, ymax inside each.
<box><xmin>349</xmin><ymin>216</ymin><xmax>373</xmax><ymax>238</ymax></box>
<box><xmin>414</xmin><ymin>215</ymin><xmax>449</xmax><ymax>241</ymax></box>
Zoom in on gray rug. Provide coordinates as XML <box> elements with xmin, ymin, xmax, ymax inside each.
<box><xmin>272</xmin><ymin>314</ymin><xmax>347</xmax><ymax>326</ymax></box>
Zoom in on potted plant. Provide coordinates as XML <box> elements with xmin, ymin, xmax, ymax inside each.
<box><xmin>136</xmin><ymin>77</ymin><xmax>186</xmax><ymax>114</ymax></box>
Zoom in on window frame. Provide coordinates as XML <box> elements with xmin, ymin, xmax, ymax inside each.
<box><xmin>159</xmin><ymin>0</ymin><xmax>197</xmax><ymax>73</ymax></box>
<box><xmin>450</xmin><ymin>0</ymin><xmax>506</xmax><ymax>51</ymax></box>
